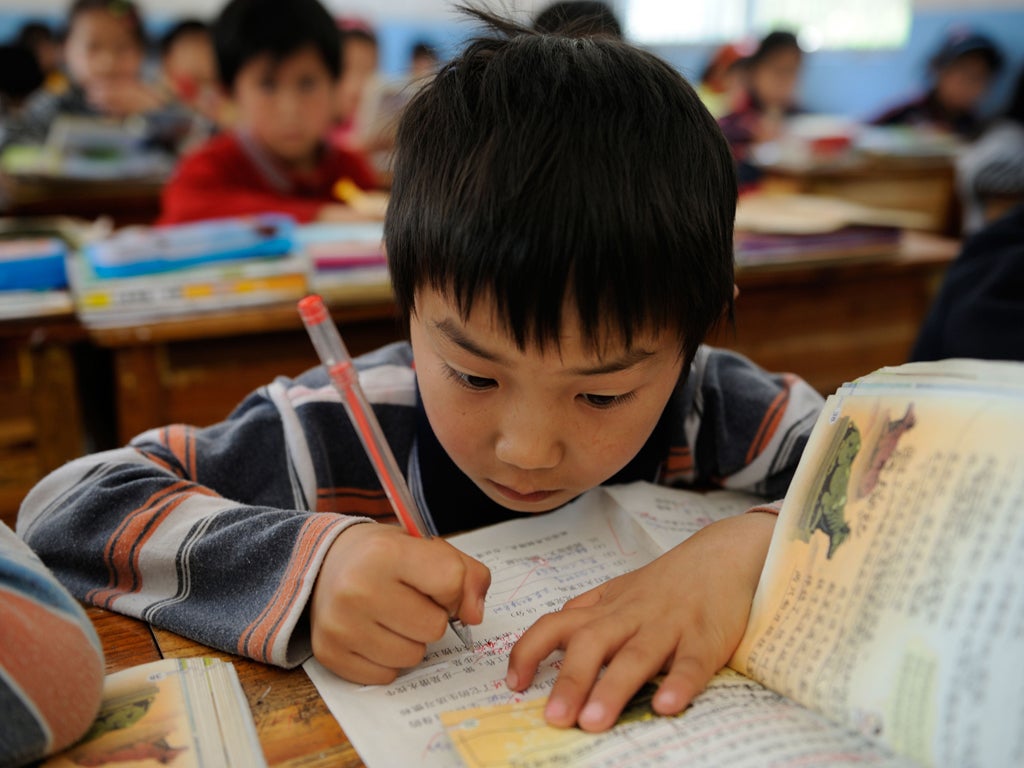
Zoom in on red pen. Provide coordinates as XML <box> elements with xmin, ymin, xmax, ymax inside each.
<box><xmin>298</xmin><ymin>294</ymin><xmax>474</xmax><ymax>650</ymax></box>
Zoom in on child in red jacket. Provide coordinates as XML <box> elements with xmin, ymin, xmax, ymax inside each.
<box><xmin>159</xmin><ymin>0</ymin><xmax>381</xmax><ymax>225</ymax></box>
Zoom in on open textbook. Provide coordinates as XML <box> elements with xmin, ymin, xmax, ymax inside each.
<box><xmin>306</xmin><ymin>359</ymin><xmax>1024</xmax><ymax>767</ymax></box>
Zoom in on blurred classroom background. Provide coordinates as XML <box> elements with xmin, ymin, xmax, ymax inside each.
<box><xmin>1</xmin><ymin>0</ymin><xmax>1022</xmax><ymax>527</ymax></box>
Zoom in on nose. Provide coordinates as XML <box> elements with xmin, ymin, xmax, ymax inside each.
<box><xmin>494</xmin><ymin>409</ymin><xmax>564</xmax><ymax>471</ymax></box>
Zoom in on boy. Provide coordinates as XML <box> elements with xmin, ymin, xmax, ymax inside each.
<box><xmin>158</xmin><ymin>0</ymin><xmax>380</xmax><ymax>225</ymax></box>
<box><xmin>18</xmin><ymin>12</ymin><xmax>823</xmax><ymax>733</ymax></box>
<box><xmin>2</xmin><ymin>1</ymin><xmax>186</xmax><ymax>151</ymax></box>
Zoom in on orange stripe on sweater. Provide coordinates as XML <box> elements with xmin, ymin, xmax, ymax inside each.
<box><xmin>745</xmin><ymin>376</ymin><xmax>793</xmax><ymax>465</ymax></box>
<box><xmin>316</xmin><ymin>487</ymin><xmax>394</xmax><ymax>518</ymax></box>
<box><xmin>87</xmin><ymin>482</ymin><xmax>219</xmax><ymax>608</ymax></box>
<box><xmin>238</xmin><ymin>515</ymin><xmax>340</xmax><ymax>663</ymax></box>
<box><xmin>159</xmin><ymin>425</ymin><xmax>198</xmax><ymax>479</ymax></box>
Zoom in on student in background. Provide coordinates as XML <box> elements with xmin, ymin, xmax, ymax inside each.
<box><xmin>872</xmin><ymin>29</ymin><xmax>1004</xmax><ymax>138</ymax></box>
<box><xmin>159</xmin><ymin>0</ymin><xmax>380</xmax><ymax>225</ymax></box>
<box><xmin>14</xmin><ymin>21</ymin><xmax>66</xmax><ymax>96</ymax></box>
<box><xmin>533</xmin><ymin>1</ymin><xmax>623</xmax><ymax>38</ymax></box>
<box><xmin>910</xmin><ymin>204</ymin><xmax>1024</xmax><ymax>362</ymax></box>
<box><xmin>2</xmin><ymin>0</ymin><xmax>177</xmax><ymax>148</ymax></box>
<box><xmin>697</xmin><ymin>42</ymin><xmax>749</xmax><ymax>119</ymax></box>
<box><xmin>0</xmin><ymin>521</ymin><xmax>105</xmax><ymax>768</ymax></box>
<box><xmin>21</xmin><ymin>11</ymin><xmax>823</xmax><ymax>734</ymax></box>
<box><xmin>332</xmin><ymin>20</ymin><xmax>380</xmax><ymax>154</ymax></box>
<box><xmin>160</xmin><ymin>19</ymin><xmax>227</xmax><ymax>129</ymax></box>
<box><xmin>957</xmin><ymin>65</ymin><xmax>1024</xmax><ymax>234</ymax></box>
<box><xmin>717</xmin><ymin>30</ymin><xmax>803</xmax><ymax>177</ymax></box>
<box><xmin>409</xmin><ymin>40</ymin><xmax>440</xmax><ymax>81</ymax></box>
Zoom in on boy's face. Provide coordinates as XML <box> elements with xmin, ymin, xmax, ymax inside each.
<box><xmin>64</xmin><ymin>9</ymin><xmax>143</xmax><ymax>92</ymax></box>
<box><xmin>936</xmin><ymin>53</ymin><xmax>994</xmax><ymax>114</ymax></box>
<box><xmin>751</xmin><ymin>48</ymin><xmax>801</xmax><ymax>111</ymax></box>
<box><xmin>163</xmin><ymin>32</ymin><xmax>218</xmax><ymax>103</ymax></box>
<box><xmin>410</xmin><ymin>287</ymin><xmax>685</xmax><ymax>513</ymax></box>
<box><xmin>233</xmin><ymin>46</ymin><xmax>336</xmax><ymax>166</ymax></box>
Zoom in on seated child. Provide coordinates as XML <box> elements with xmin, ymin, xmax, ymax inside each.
<box><xmin>19</xmin><ymin>10</ymin><xmax>824</xmax><ymax>733</ymax></box>
<box><xmin>159</xmin><ymin>0</ymin><xmax>379</xmax><ymax>225</ymax></box>
<box><xmin>718</xmin><ymin>30</ymin><xmax>803</xmax><ymax>185</ymax></box>
<box><xmin>872</xmin><ymin>29</ymin><xmax>1004</xmax><ymax>138</ymax></box>
<box><xmin>14</xmin><ymin>21</ymin><xmax>66</xmax><ymax>96</ymax></box>
<box><xmin>1</xmin><ymin>521</ymin><xmax>104</xmax><ymax>766</ymax></box>
<box><xmin>3</xmin><ymin>0</ymin><xmax>188</xmax><ymax>151</ymax></box>
<box><xmin>159</xmin><ymin>19</ymin><xmax>228</xmax><ymax>130</ymax></box>
<box><xmin>697</xmin><ymin>42</ymin><xmax>749</xmax><ymax>119</ymax></box>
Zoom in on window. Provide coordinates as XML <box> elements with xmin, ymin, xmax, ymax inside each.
<box><xmin>620</xmin><ymin>0</ymin><xmax>911</xmax><ymax>50</ymax></box>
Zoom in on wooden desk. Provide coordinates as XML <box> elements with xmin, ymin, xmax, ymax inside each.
<box><xmin>2</xmin><ymin>175</ymin><xmax>164</xmax><ymax>227</ymax></box>
<box><xmin>88</xmin><ymin>299</ymin><xmax>403</xmax><ymax>445</ymax></box>
<box><xmin>87</xmin><ymin>606</ymin><xmax>363</xmax><ymax>767</ymax></box>
<box><xmin>0</xmin><ymin>311</ymin><xmax>90</xmax><ymax>528</ymax></box>
<box><xmin>714</xmin><ymin>231</ymin><xmax>959</xmax><ymax>395</ymax></box>
<box><xmin>759</xmin><ymin>154</ymin><xmax>958</xmax><ymax>236</ymax></box>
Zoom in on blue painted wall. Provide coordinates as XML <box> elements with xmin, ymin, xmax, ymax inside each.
<box><xmin>2</xmin><ymin>6</ymin><xmax>1021</xmax><ymax>120</ymax></box>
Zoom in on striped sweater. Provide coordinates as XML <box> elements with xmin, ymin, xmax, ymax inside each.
<box><xmin>0</xmin><ymin>522</ymin><xmax>104</xmax><ymax>768</ymax></box>
<box><xmin>17</xmin><ymin>342</ymin><xmax>822</xmax><ymax>670</ymax></box>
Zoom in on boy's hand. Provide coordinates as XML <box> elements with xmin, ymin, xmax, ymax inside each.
<box><xmin>506</xmin><ymin>511</ymin><xmax>775</xmax><ymax>732</ymax></box>
<box><xmin>310</xmin><ymin>523</ymin><xmax>491</xmax><ymax>684</ymax></box>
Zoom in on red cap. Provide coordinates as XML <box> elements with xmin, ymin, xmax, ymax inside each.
<box><xmin>298</xmin><ymin>294</ymin><xmax>329</xmax><ymax>325</ymax></box>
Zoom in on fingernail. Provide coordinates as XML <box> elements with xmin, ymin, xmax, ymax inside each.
<box><xmin>579</xmin><ymin>701</ymin><xmax>605</xmax><ymax>726</ymax></box>
<box><xmin>505</xmin><ymin>670</ymin><xmax>518</xmax><ymax>690</ymax></box>
<box><xmin>654</xmin><ymin>689</ymin><xmax>680</xmax><ymax>712</ymax></box>
<box><xmin>545</xmin><ymin>697</ymin><xmax>567</xmax><ymax>721</ymax></box>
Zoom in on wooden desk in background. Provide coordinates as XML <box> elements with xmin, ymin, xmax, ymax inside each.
<box><xmin>83</xmin><ymin>232</ymin><xmax>958</xmax><ymax>445</ymax></box>
<box><xmin>0</xmin><ymin>311</ymin><xmax>89</xmax><ymax>528</ymax></box>
<box><xmin>88</xmin><ymin>299</ymin><xmax>403</xmax><ymax>444</ymax></box>
<box><xmin>712</xmin><ymin>230</ymin><xmax>958</xmax><ymax>395</ymax></box>
<box><xmin>2</xmin><ymin>174</ymin><xmax>164</xmax><ymax>227</ymax></box>
<box><xmin>88</xmin><ymin>606</ymin><xmax>363</xmax><ymax>767</ymax></box>
<box><xmin>759</xmin><ymin>154</ymin><xmax>958</xmax><ymax>236</ymax></box>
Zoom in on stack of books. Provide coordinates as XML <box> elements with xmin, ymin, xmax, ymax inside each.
<box><xmin>69</xmin><ymin>215</ymin><xmax>310</xmax><ymax>328</ymax></box>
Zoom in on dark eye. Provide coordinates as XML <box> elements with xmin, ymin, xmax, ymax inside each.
<box><xmin>580</xmin><ymin>393</ymin><xmax>619</xmax><ymax>409</ymax></box>
<box><xmin>443</xmin><ymin>364</ymin><xmax>496</xmax><ymax>391</ymax></box>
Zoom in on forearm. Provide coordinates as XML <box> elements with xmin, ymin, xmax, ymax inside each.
<box><xmin>18</xmin><ymin>447</ymin><xmax>368</xmax><ymax>667</ymax></box>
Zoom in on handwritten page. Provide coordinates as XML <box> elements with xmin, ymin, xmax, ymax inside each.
<box><xmin>304</xmin><ymin>483</ymin><xmax>754</xmax><ymax>767</ymax></box>
<box><xmin>731</xmin><ymin>363</ymin><xmax>1024</xmax><ymax>767</ymax></box>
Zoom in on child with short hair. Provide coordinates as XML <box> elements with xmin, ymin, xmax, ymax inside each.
<box><xmin>19</xmin><ymin>11</ymin><xmax>823</xmax><ymax>733</ymax></box>
<box><xmin>872</xmin><ymin>29</ymin><xmax>1004</xmax><ymax>138</ymax></box>
<box><xmin>158</xmin><ymin>0</ymin><xmax>379</xmax><ymax>225</ymax></box>
<box><xmin>3</xmin><ymin>0</ymin><xmax>182</xmax><ymax>149</ymax></box>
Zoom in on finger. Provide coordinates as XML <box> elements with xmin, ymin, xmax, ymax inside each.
<box><xmin>560</xmin><ymin>584</ymin><xmax>604</xmax><ymax>611</ymax></box>
<box><xmin>506</xmin><ymin>608</ymin><xmax>594</xmax><ymax>691</ymax></box>
<box><xmin>651</xmin><ymin>654</ymin><xmax>714</xmax><ymax>716</ymax></box>
<box><xmin>541</xmin><ymin>622</ymin><xmax>632</xmax><ymax>728</ymax></box>
<box><xmin>376</xmin><ymin>584</ymin><xmax>454</xmax><ymax>644</ymax></box>
<box><xmin>455</xmin><ymin>554</ymin><xmax>491</xmax><ymax>626</ymax></box>
<box><xmin>395</xmin><ymin>538</ymin><xmax>469</xmax><ymax>613</ymax></box>
<box><xmin>317</xmin><ymin>646</ymin><xmax>403</xmax><ymax>686</ymax></box>
<box><xmin>575</xmin><ymin>639</ymin><xmax>668</xmax><ymax>732</ymax></box>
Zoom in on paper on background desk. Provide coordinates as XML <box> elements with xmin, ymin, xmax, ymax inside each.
<box><xmin>304</xmin><ymin>483</ymin><xmax>758</xmax><ymax>767</ymax></box>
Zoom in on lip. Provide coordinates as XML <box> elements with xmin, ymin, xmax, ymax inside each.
<box><xmin>490</xmin><ymin>481</ymin><xmax>558</xmax><ymax>504</ymax></box>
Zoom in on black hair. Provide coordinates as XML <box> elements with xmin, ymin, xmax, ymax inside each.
<box><xmin>386</xmin><ymin>9</ymin><xmax>736</xmax><ymax>366</ymax></box>
<box><xmin>340</xmin><ymin>24</ymin><xmax>378</xmax><ymax>49</ymax></box>
<box><xmin>159</xmin><ymin>19</ymin><xmax>209</xmax><ymax>59</ymax></box>
<box><xmin>15</xmin><ymin>21</ymin><xmax>57</xmax><ymax>49</ymax></box>
<box><xmin>67</xmin><ymin>0</ymin><xmax>145</xmax><ymax>46</ymax></box>
<box><xmin>1005</xmin><ymin>66</ymin><xmax>1024</xmax><ymax>126</ymax></box>
<box><xmin>411</xmin><ymin>40</ymin><xmax>438</xmax><ymax>60</ymax></box>
<box><xmin>749</xmin><ymin>30</ymin><xmax>801</xmax><ymax>67</ymax></box>
<box><xmin>533</xmin><ymin>1</ymin><xmax>622</xmax><ymax>39</ymax></box>
<box><xmin>930</xmin><ymin>30</ymin><xmax>1003</xmax><ymax>76</ymax></box>
<box><xmin>0</xmin><ymin>45</ymin><xmax>44</xmax><ymax>103</ymax></box>
<box><xmin>213</xmin><ymin>0</ymin><xmax>340</xmax><ymax>90</ymax></box>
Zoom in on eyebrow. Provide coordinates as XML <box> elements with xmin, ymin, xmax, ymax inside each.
<box><xmin>434</xmin><ymin>319</ymin><xmax>656</xmax><ymax>376</ymax></box>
